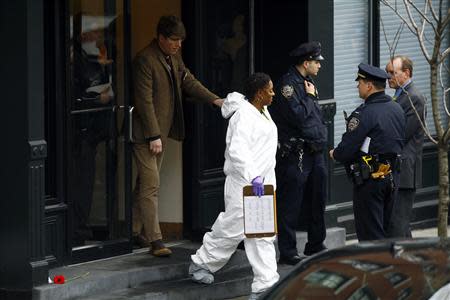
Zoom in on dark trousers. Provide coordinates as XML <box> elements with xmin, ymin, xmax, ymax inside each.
<box><xmin>276</xmin><ymin>152</ymin><xmax>327</xmax><ymax>258</ymax></box>
<box><xmin>353</xmin><ymin>176</ymin><xmax>396</xmax><ymax>241</ymax></box>
<box><xmin>387</xmin><ymin>188</ymin><xmax>415</xmax><ymax>238</ymax></box>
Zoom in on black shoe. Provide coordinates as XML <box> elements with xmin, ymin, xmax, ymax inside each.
<box><xmin>133</xmin><ymin>234</ymin><xmax>151</xmax><ymax>248</ymax></box>
<box><xmin>304</xmin><ymin>245</ymin><xmax>327</xmax><ymax>256</ymax></box>
<box><xmin>278</xmin><ymin>255</ymin><xmax>303</xmax><ymax>265</ymax></box>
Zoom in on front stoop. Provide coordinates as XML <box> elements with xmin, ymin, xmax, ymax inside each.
<box><xmin>32</xmin><ymin>243</ymin><xmax>250</xmax><ymax>300</ymax></box>
<box><xmin>33</xmin><ymin>227</ymin><xmax>345</xmax><ymax>300</ymax></box>
<box><xmin>76</xmin><ymin>267</ymin><xmax>254</xmax><ymax>300</ymax></box>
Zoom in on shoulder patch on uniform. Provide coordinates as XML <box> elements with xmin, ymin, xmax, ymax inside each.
<box><xmin>281</xmin><ymin>85</ymin><xmax>294</xmax><ymax>99</ymax></box>
<box><xmin>347</xmin><ymin>117</ymin><xmax>360</xmax><ymax>131</ymax></box>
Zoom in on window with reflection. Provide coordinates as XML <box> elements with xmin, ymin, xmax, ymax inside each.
<box><xmin>205</xmin><ymin>1</ymin><xmax>249</xmax><ymax>96</ymax></box>
<box><xmin>340</xmin><ymin>259</ymin><xmax>391</xmax><ymax>273</ymax></box>
<box><xmin>200</xmin><ymin>0</ymin><xmax>250</xmax><ymax>171</ymax></box>
<box><xmin>384</xmin><ymin>272</ymin><xmax>409</xmax><ymax>287</ymax></box>
<box><xmin>304</xmin><ymin>269</ymin><xmax>352</xmax><ymax>291</ymax></box>
<box><xmin>347</xmin><ymin>285</ymin><xmax>378</xmax><ymax>300</ymax></box>
<box><xmin>68</xmin><ymin>0</ymin><xmax>126</xmax><ymax>248</ymax></box>
<box><xmin>397</xmin><ymin>287</ymin><xmax>413</xmax><ymax>300</ymax></box>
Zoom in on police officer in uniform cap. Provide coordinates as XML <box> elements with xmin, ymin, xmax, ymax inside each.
<box><xmin>269</xmin><ymin>41</ymin><xmax>328</xmax><ymax>265</ymax></box>
<box><xmin>329</xmin><ymin>63</ymin><xmax>405</xmax><ymax>241</ymax></box>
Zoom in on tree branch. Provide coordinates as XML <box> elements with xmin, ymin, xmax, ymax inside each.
<box><xmin>402</xmin><ymin>89</ymin><xmax>438</xmax><ymax>144</ymax></box>
<box><xmin>406</xmin><ymin>0</ymin><xmax>437</xmax><ymax>33</ymax></box>
<box><xmin>381</xmin><ymin>0</ymin><xmax>431</xmax><ymax>62</ymax></box>
<box><xmin>443</xmin><ymin>126</ymin><xmax>450</xmax><ymax>144</ymax></box>
<box><xmin>440</xmin><ymin>47</ymin><xmax>450</xmax><ymax>65</ymax></box>
<box><xmin>439</xmin><ymin>62</ymin><xmax>450</xmax><ymax>117</ymax></box>
<box><xmin>380</xmin><ymin>1</ymin><xmax>418</xmax><ymax>35</ymax></box>
<box><xmin>402</xmin><ymin>0</ymin><xmax>432</xmax><ymax>62</ymax></box>
<box><xmin>380</xmin><ymin>15</ymin><xmax>394</xmax><ymax>57</ymax></box>
<box><xmin>403</xmin><ymin>0</ymin><xmax>419</xmax><ymax>30</ymax></box>
<box><xmin>441</xmin><ymin>10</ymin><xmax>450</xmax><ymax>33</ymax></box>
<box><xmin>427</xmin><ymin>0</ymin><xmax>439</xmax><ymax>23</ymax></box>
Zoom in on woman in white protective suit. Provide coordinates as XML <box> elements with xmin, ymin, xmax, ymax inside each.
<box><xmin>189</xmin><ymin>72</ymin><xmax>279</xmax><ymax>300</ymax></box>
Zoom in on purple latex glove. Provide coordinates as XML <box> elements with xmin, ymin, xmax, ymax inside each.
<box><xmin>251</xmin><ymin>176</ymin><xmax>264</xmax><ymax>197</ymax></box>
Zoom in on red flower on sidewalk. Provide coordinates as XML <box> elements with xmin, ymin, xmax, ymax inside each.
<box><xmin>53</xmin><ymin>275</ymin><xmax>65</xmax><ymax>284</ymax></box>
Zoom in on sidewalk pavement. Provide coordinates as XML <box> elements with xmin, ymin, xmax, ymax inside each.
<box><xmin>411</xmin><ymin>226</ymin><xmax>441</xmax><ymax>238</ymax></box>
<box><xmin>345</xmin><ymin>226</ymin><xmax>441</xmax><ymax>245</ymax></box>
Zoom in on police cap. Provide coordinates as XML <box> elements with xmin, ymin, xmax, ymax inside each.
<box><xmin>289</xmin><ymin>41</ymin><xmax>324</xmax><ymax>61</ymax></box>
<box><xmin>355</xmin><ymin>63</ymin><xmax>391</xmax><ymax>82</ymax></box>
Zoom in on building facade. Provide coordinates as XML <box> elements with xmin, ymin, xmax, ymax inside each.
<box><xmin>0</xmin><ymin>0</ymin><xmax>447</xmax><ymax>298</ymax></box>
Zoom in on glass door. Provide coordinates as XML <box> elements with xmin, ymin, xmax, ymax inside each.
<box><xmin>68</xmin><ymin>0</ymin><xmax>132</xmax><ymax>262</ymax></box>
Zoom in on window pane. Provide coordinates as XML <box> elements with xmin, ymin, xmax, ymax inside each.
<box><xmin>201</xmin><ymin>0</ymin><xmax>250</xmax><ymax>170</ymax></box>
<box><xmin>334</xmin><ymin>1</ymin><xmax>369</xmax><ymax>146</ymax></box>
<box><xmin>68</xmin><ymin>0</ymin><xmax>126</xmax><ymax>247</ymax></box>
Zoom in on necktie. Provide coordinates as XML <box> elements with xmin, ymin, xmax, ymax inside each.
<box><xmin>393</xmin><ymin>88</ymin><xmax>402</xmax><ymax>100</ymax></box>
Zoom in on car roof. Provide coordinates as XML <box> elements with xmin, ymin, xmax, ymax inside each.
<box><xmin>263</xmin><ymin>238</ymin><xmax>450</xmax><ymax>300</ymax></box>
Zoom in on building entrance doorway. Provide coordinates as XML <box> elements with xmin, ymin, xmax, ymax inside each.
<box><xmin>66</xmin><ymin>0</ymin><xmax>133</xmax><ymax>262</ymax></box>
<box><xmin>129</xmin><ymin>0</ymin><xmax>184</xmax><ymax>242</ymax></box>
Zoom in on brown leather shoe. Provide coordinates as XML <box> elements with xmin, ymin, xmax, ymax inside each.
<box><xmin>133</xmin><ymin>234</ymin><xmax>151</xmax><ymax>248</ymax></box>
<box><xmin>150</xmin><ymin>239</ymin><xmax>172</xmax><ymax>257</ymax></box>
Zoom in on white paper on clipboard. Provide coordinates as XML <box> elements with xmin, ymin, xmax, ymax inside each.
<box><xmin>243</xmin><ymin>194</ymin><xmax>276</xmax><ymax>236</ymax></box>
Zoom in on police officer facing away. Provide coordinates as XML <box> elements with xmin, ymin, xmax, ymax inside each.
<box><xmin>329</xmin><ymin>63</ymin><xmax>406</xmax><ymax>241</ymax></box>
<box><xmin>269</xmin><ymin>41</ymin><xmax>328</xmax><ymax>265</ymax></box>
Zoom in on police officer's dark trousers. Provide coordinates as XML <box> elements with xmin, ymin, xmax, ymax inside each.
<box><xmin>353</xmin><ymin>175</ymin><xmax>397</xmax><ymax>241</ymax></box>
<box><xmin>387</xmin><ymin>188</ymin><xmax>415</xmax><ymax>238</ymax></box>
<box><xmin>276</xmin><ymin>151</ymin><xmax>327</xmax><ymax>258</ymax></box>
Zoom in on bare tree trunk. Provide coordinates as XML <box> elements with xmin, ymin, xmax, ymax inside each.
<box><xmin>430</xmin><ymin>60</ymin><xmax>449</xmax><ymax>237</ymax></box>
<box><xmin>430</xmin><ymin>61</ymin><xmax>443</xmax><ymax>138</ymax></box>
<box><xmin>379</xmin><ymin>0</ymin><xmax>450</xmax><ymax>237</ymax></box>
<box><xmin>437</xmin><ymin>143</ymin><xmax>449</xmax><ymax>237</ymax></box>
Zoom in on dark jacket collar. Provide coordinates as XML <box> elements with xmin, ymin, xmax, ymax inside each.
<box><xmin>289</xmin><ymin>65</ymin><xmax>313</xmax><ymax>83</ymax></box>
<box><xmin>149</xmin><ymin>39</ymin><xmax>177</xmax><ymax>74</ymax></box>
<box><xmin>365</xmin><ymin>91</ymin><xmax>391</xmax><ymax>104</ymax></box>
<box><xmin>401</xmin><ymin>81</ymin><xmax>414</xmax><ymax>94</ymax></box>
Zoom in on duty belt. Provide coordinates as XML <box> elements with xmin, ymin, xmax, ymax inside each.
<box><xmin>349</xmin><ymin>154</ymin><xmax>400</xmax><ymax>186</ymax></box>
<box><xmin>278</xmin><ymin>137</ymin><xmax>305</xmax><ymax>171</ymax></box>
<box><xmin>278</xmin><ymin>137</ymin><xmax>324</xmax><ymax>172</ymax></box>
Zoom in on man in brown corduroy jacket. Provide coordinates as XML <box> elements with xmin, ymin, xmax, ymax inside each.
<box><xmin>132</xmin><ymin>15</ymin><xmax>223</xmax><ymax>256</ymax></box>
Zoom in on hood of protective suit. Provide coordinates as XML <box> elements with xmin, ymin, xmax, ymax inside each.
<box><xmin>221</xmin><ymin>92</ymin><xmax>247</xmax><ymax>119</ymax></box>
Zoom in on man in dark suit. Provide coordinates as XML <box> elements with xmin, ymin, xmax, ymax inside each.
<box><xmin>385</xmin><ymin>55</ymin><xmax>426</xmax><ymax>238</ymax></box>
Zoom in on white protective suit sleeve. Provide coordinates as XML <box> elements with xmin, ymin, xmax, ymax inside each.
<box><xmin>222</xmin><ymin>92</ymin><xmax>277</xmax><ymax>185</ymax></box>
<box><xmin>226</xmin><ymin>109</ymin><xmax>260</xmax><ymax>183</ymax></box>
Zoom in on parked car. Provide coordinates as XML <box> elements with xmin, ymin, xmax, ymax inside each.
<box><xmin>263</xmin><ymin>238</ymin><xmax>450</xmax><ymax>300</ymax></box>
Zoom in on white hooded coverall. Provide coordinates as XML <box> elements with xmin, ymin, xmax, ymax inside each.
<box><xmin>191</xmin><ymin>92</ymin><xmax>279</xmax><ymax>293</ymax></box>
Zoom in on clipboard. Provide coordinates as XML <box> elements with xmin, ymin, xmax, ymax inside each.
<box><xmin>243</xmin><ymin>185</ymin><xmax>277</xmax><ymax>238</ymax></box>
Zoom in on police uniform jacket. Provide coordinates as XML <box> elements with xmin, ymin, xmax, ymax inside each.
<box><xmin>269</xmin><ymin>66</ymin><xmax>327</xmax><ymax>149</ymax></box>
<box><xmin>132</xmin><ymin>39</ymin><xmax>219</xmax><ymax>143</ymax></box>
<box><xmin>396</xmin><ymin>82</ymin><xmax>426</xmax><ymax>189</ymax></box>
<box><xmin>333</xmin><ymin>91</ymin><xmax>405</xmax><ymax>164</ymax></box>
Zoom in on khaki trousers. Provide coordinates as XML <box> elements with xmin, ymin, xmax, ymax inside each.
<box><xmin>132</xmin><ymin>142</ymin><xmax>165</xmax><ymax>242</ymax></box>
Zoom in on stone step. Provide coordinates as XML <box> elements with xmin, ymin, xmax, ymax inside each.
<box><xmin>76</xmin><ymin>265</ymin><xmax>254</xmax><ymax>300</ymax></box>
<box><xmin>33</xmin><ymin>227</ymin><xmax>346</xmax><ymax>300</ymax></box>
<box><xmin>33</xmin><ymin>243</ymin><xmax>250</xmax><ymax>300</ymax></box>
